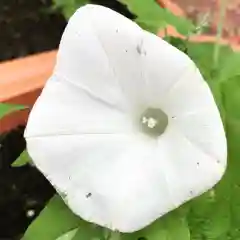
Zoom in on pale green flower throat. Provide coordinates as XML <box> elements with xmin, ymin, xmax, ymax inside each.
<box><xmin>140</xmin><ymin>108</ymin><xmax>168</xmax><ymax>137</ymax></box>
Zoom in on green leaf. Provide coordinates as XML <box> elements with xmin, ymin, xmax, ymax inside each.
<box><xmin>52</xmin><ymin>0</ymin><xmax>89</xmax><ymax>19</ymax></box>
<box><xmin>22</xmin><ymin>195</ymin><xmax>82</xmax><ymax>240</ymax></box>
<box><xmin>218</xmin><ymin>52</ymin><xmax>240</xmax><ymax>82</ymax></box>
<box><xmin>56</xmin><ymin>228</ymin><xmax>78</xmax><ymax>240</ymax></box>
<box><xmin>188</xmin><ymin>192</ymin><xmax>230</xmax><ymax>240</ymax></box>
<box><xmin>11</xmin><ymin>150</ymin><xmax>31</xmax><ymax>167</ymax></box>
<box><xmin>0</xmin><ymin>103</ymin><xmax>26</xmax><ymax>119</ymax></box>
<box><xmin>72</xmin><ymin>224</ymin><xmax>103</xmax><ymax>240</ymax></box>
<box><xmin>118</xmin><ymin>0</ymin><xmax>194</xmax><ymax>34</ymax></box>
<box><xmin>122</xmin><ymin>208</ymin><xmax>190</xmax><ymax>240</ymax></box>
<box><xmin>222</xmin><ymin>78</ymin><xmax>240</xmax><ymax>120</ymax></box>
<box><xmin>184</xmin><ymin>41</ymin><xmax>232</xmax><ymax>82</ymax></box>
<box><xmin>136</xmin><ymin>18</ymin><xmax>167</xmax><ymax>35</ymax></box>
<box><xmin>223</xmin><ymin>77</ymin><xmax>240</xmax><ymax>230</ymax></box>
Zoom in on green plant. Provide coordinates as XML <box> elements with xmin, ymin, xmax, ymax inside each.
<box><xmin>51</xmin><ymin>0</ymin><xmax>89</xmax><ymax>19</ymax></box>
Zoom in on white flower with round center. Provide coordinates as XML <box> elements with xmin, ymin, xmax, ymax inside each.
<box><xmin>24</xmin><ymin>4</ymin><xmax>227</xmax><ymax>233</ymax></box>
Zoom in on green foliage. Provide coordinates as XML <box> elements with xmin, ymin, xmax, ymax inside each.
<box><xmin>0</xmin><ymin>103</ymin><xmax>26</xmax><ymax>119</ymax></box>
<box><xmin>52</xmin><ymin>0</ymin><xmax>89</xmax><ymax>19</ymax></box>
<box><xmin>11</xmin><ymin>150</ymin><xmax>32</xmax><ymax>167</ymax></box>
<box><xmin>56</xmin><ymin>229</ymin><xmax>78</xmax><ymax>240</ymax></box>
<box><xmin>22</xmin><ymin>195</ymin><xmax>82</xmax><ymax>240</ymax></box>
<box><xmin>56</xmin><ymin>225</ymin><xmax>104</xmax><ymax>240</ymax></box>
<box><xmin>217</xmin><ymin>52</ymin><xmax>240</xmax><ymax>82</ymax></box>
<box><xmin>71</xmin><ymin>225</ymin><xmax>103</xmax><ymax>240</ymax></box>
<box><xmin>22</xmin><ymin>195</ymin><xmax>105</xmax><ymax>240</ymax></box>
<box><xmin>118</xmin><ymin>0</ymin><xmax>194</xmax><ymax>34</ymax></box>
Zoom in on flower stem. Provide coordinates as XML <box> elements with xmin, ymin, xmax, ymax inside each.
<box><xmin>107</xmin><ymin>231</ymin><xmax>121</xmax><ymax>240</ymax></box>
<box><xmin>213</xmin><ymin>0</ymin><xmax>228</xmax><ymax>69</ymax></box>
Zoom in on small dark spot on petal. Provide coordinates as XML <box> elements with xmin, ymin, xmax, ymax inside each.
<box><xmin>217</xmin><ymin>160</ymin><xmax>220</xmax><ymax>164</ymax></box>
<box><xmin>171</xmin><ymin>116</ymin><xmax>176</xmax><ymax>119</ymax></box>
<box><xmin>197</xmin><ymin>162</ymin><xmax>199</xmax><ymax>165</ymax></box>
<box><xmin>190</xmin><ymin>190</ymin><xmax>193</xmax><ymax>195</ymax></box>
<box><xmin>125</xmin><ymin>49</ymin><xmax>128</xmax><ymax>53</ymax></box>
<box><xmin>86</xmin><ymin>192</ymin><xmax>92</xmax><ymax>198</ymax></box>
<box><xmin>116</xmin><ymin>29</ymin><xmax>118</xmax><ymax>33</ymax></box>
<box><xmin>137</xmin><ymin>45</ymin><xmax>142</xmax><ymax>54</ymax></box>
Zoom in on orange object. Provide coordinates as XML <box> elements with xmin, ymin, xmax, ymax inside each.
<box><xmin>157</xmin><ymin>0</ymin><xmax>185</xmax><ymax>16</ymax></box>
<box><xmin>0</xmin><ymin>50</ymin><xmax>57</xmax><ymax>133</ymax></box>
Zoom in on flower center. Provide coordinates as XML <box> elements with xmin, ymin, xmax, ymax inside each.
<box><xmin>140</xmin><ymin>108</ymin><xmax>168</xmax><ymax>137</ymax></box>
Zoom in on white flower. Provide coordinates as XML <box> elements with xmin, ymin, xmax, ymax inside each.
<box><xmin>24</xmin><ymin>4</ymin><xmax>227</xmax><ymax>233</ymax></box>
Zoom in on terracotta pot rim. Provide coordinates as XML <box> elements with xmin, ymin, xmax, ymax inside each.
<box><xmin>0</xmin><ymin>50</ymin><xmax>57</xmax><ymax>103</ymax></box>
<box><xmin>0</xmin><ymin>50</ymin><xmax>57</xmax><ymax>133</ymax></box>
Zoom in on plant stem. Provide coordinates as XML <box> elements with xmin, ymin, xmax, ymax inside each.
<box><xmin>213</xmin><ymin>0</ymin><xmax>228</xmax><ymax>69</ymax></box>
<box><xmin>107</xmin><ymin>231</ymin><xmax>121</xmax><ymax>240</ymax></box>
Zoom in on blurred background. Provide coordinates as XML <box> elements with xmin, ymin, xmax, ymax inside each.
<box><xmin>0</xmin><ymin>0</ymin><xmax>239</xmax><ymax>239</ymax></box>
<box><xmin>1</xmin><ymin>0</ymin><xmax>240</xmax><ymax>62</ymax></box>
<box><xmin>172</xmin><ymin>0</ymin><xmax>240</xmax><ymax>40</ymax></box>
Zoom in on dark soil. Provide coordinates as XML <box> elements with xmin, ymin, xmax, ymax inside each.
<box><xmin>0</xmin><ymin>127</ymin><xmax>55</xmax><ymax>240</ymax></box>
<box><xmin>0</xmin><ymin>1</ymin><xmax>132</xmax><ymax>239</ymax></box>
<box><xmin>0</xmin><ymin>0</ymin><xmax>134</xmax><ymax>62</ymax></box>
<box><xmin>0</xmin><ymin>0</ymin><xmax>66</xmax><ymax>62</ymax></box>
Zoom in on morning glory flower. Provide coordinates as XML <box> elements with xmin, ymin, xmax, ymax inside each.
<box><xmin>24</xmin><ymin>4</ymin><xmax>227</xmax><ymax>233</ymax></box>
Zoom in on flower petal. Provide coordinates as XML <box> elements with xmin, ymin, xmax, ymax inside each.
<box><xmin>25</xmin><ymin>75</ymin><xmax>135</xmax><ymax>137</ymax></box>
<box><xmin>25</xmin><ymin>133</ymin><xmax>173</xmax><ymax>233</ymax></box>
<box><xmin>163</xmin><ymin>66</ymin><xmax>215</xmax><ymax>115</ymax></box>
<box><xmin>162</xmin><ymin>65</ymin><xmax>227</xmax><ymax>167</ymax></box>
<box><xmin>171</xmin><ymin>109</ymin><xmax>227</xmax><ymax>168</ymax></box>
<box><xmin>139</xmin><ymin>31</ymin><xmax>194</xmax><ymax>108</ymax></box>
<box><xmin>24</xmin><ymin>4</ymin><xmax>227</xmax><ymax>234</ymax></box>
<box><xmin>157</xmin><ymin>125</ymin><xmax>225</xmax><ymax>207</ymax></box>
<box><xmin>26</xmin><ymin>125</ymin><xmax>226</xmax><ymax>233</ymax></box>
<box><xmin>55</xmin><ymin>4</ymin><xmax>147</xmax><ymax>113</ymax></box>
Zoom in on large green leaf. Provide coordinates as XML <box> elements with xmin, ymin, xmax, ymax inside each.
<box><xmin>218</xmin><ymin>52</ymin><xmax>240</xmax><ymax>82</ymax></box>
<box><xmin>186</xmin><ymin>42</ymin><xmax>232</xmax><ymax>82</ymax></box>
<box><xmin>0</xmin><ymin>103</ymin><xmax>26</xmax><ymax>119</ymax></box>
<box><xmin>118</xmin><ymin>0</ymin><xmax>194</xmax><ymax>34</ymax></box>
<box><xmin>22</xmin><ymin>195</ymin><xmax>82</xmax><ymax>240</ymax></box>
<box><xmin>188</xmin><ymin>191</ymin><xmax>230</xmax><ymax>240</ymax></box>
<box><xmin>56</xmin><ymin>228</ymin><xmax>78</xmax><ymax>240</ymax></box>
<box><xmin>223</xmin><ymin>77</ymin><xmax>240</xmax><ymax>233</ymax></box>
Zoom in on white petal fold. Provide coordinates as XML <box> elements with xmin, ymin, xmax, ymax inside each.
<box><xmin>25</xmin><ymin>75</ymin><xmax>135</xmax><ymax>137</ymax></box>
<box><xmin>26</xmin><ymin>133</ymin><xmax>172</xmax><ymax>232</ymax></box>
